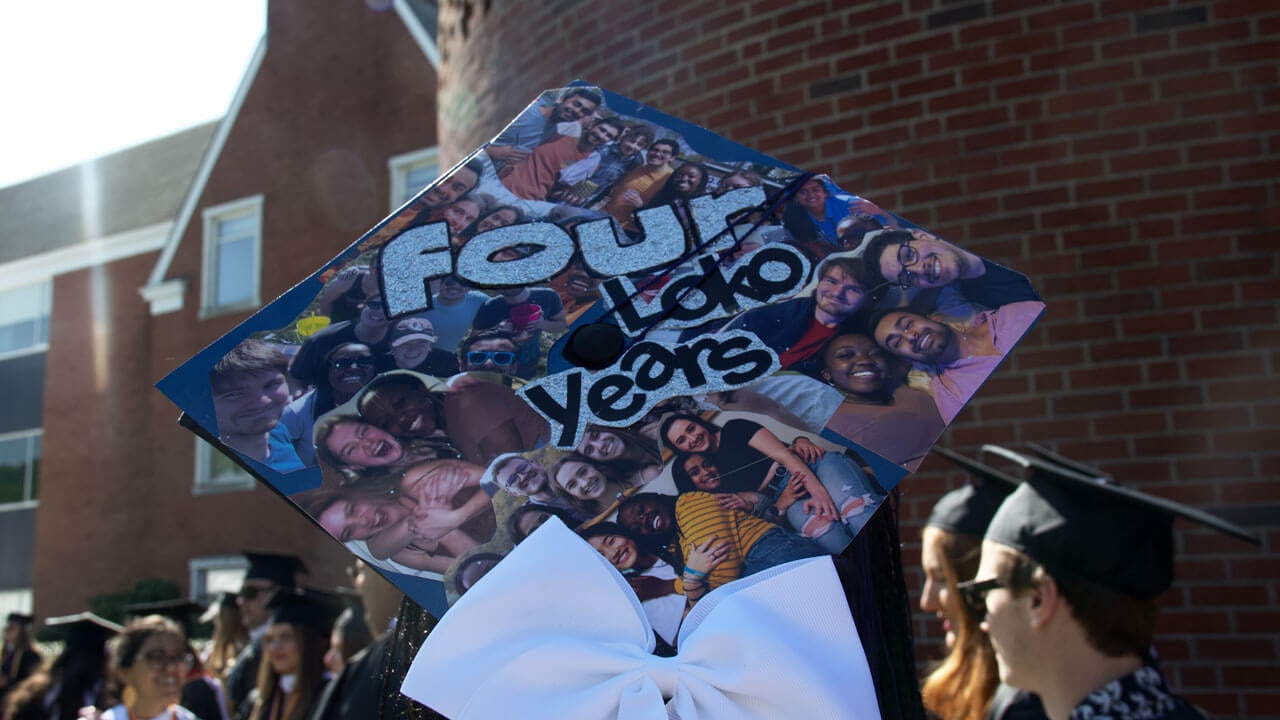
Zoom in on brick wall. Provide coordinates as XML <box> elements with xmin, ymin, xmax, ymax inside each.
<box><xmin>439</xmin><ymin>1</ymin><xmax>1278</xmax><ymax>715</ymax></box>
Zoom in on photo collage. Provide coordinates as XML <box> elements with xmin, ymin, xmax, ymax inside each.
<box><xmin>166</xmin><ymin>84</ymin><xmax>1043</xmax><ymax>632</ymax></box>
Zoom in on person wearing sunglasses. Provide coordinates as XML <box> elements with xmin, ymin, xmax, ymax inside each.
<box><xmin>918</xmin><ymin>450</ymin><xmax>1045</xmax><ymax>720</ymax></box>
<box><xmin>99</xmin><ymin>616</ymin><xmax>197</xmax><ymax>720</ymax></box>
<box><xmin>224</xmin><ymin>554</ymin><xmax>303</xmax><ymax>713</ymax></box>
<box><xmin>859</xmin><ymin>228</ymin><xmax>1039</xmax><ymax>310</ymax></box>
<box><xmin>287</xmin><ymin>292</ymin><xmax>392</xmax><ymax>393</ymax></box>
<box><xmin>278</xmin><ymin>343</ymin><xmax>377</xmax><ymax>467</ymax></box>
<box><xmin>457</xmin><ymin>328</ymin><xmax>519</xmax><ymax>377</ymax></box>
<box><xmin>961</xmin><ymin>449</ymin><xmax>1257</xmax><ymax>720</ymax></box>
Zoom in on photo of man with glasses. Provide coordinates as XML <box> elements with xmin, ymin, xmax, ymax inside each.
<box><xmin>858</xmin><ymin>228</ymin><xmax>1038</xmax><ymax>310</ymax></box>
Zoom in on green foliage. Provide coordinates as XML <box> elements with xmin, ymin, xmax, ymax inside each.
<box><xmin>89</xmin><ymin>578</ymin><xmax>182</xmax><ymax>625</ymax></box>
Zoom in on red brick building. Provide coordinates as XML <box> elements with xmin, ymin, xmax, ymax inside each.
<box><xmin>430</xmin><ymin>0</ymin><xmax>1276</xmax><ymax>716</ymax></box>
<box><xmin>4</xmin><ymin>0</ymin><xmax>441</xmax><ymax>619</ymax></box>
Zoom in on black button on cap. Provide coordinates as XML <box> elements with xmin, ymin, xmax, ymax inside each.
<box><xmin>564</xmin><ymin>323</ymin><xmax>626</xmax><ymax>370</ymax></box>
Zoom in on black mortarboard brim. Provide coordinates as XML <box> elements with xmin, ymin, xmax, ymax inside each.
<box><xmin>927</xmin><ymin>447</ymin><xmax>1021</xmax><ymax>537</ymax></box>
<box><xmin>242</xmin><ymin>551</ymin><xmax>306</xmax><ymax>588</ymax></box>
<box><xmin>1020</xmin><ymin>442</ymin><xmax>1111</xmax><ymax>480</ymax></box>
<box><xmin>122</xmin><ymin>599</ymin><xmax>205</xmax><ymax>637</ymax></box>
<box><xmin>44</xmin><ymin>612</ymin><xmax>125</xmax><ymax>654</ymax></box>
<box><xmin>6</xmin><ymin>612</ymin><xmax>35</xmax><ymax>625</ymax></box>
<box><xmin>198</xmin><ymin>591</ymin><xmax>238</xmax><ymax>624</ymax></box>
<box><xmin>266</xmin><ymin>588</ymin><xmax>343</xmax><ymax>635</ymax></box>
<box><xmin>981</xmin><ymin>445</ymin><xmax>1259</xmax><ymax>599</ymax></box>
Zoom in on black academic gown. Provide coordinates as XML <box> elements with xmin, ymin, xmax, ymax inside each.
<box><xmin>224</xmin><ymin>638</ymin><xmax>263</xmax><ymax>713</ymax></box>
<box><xmin>310</xmin><ymin>633</ymin><xmax>443</xmax><ymax>720</ymax></box>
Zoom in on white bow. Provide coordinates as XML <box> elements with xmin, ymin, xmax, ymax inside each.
<box><xmin>401</xmin><ymin>518</ymin><xmax>881</xmax><ymax>720</ymax></box>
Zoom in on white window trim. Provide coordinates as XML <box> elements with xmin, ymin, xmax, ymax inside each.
<box><xmin>200</xmin><ymin>194</ymin><xmax>263</xmax><ymax>318</ymax></box>
<box><xmin>0</xmin><ymin>428</ymin><xmax>41</xmax><ymax>511</ymax></box>
<box><xmin>193</xmin><ymin>438</ymin><xmax>256</xmax><ymax>495</ymax></box>
<box><xmin>0</xmin><ymin>279</ymin><xmax>51</xmax><ymax>363</ymax></box>
<box><xmin>189</xmin><ymin>555</ymin><xmax>249</xmax><ymax>601</ymax></box>
<box><xmin>388</xmin><ymin>147</ymin><xmax>439</xmax><ymax>212</ymax></box>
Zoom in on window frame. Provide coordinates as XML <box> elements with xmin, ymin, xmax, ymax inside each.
<box><xmin>0</xmin><ymin>428</ymin><xmax>41</xmax><ymax>511</ymax></box>
<box><xmin>388</xmin><ymin>147</ymin><xmax>439</xmax><ymax>211</ymax></box>
<box><xmin>189</xmin><ymin>555</ymin><xmax>249</xmax><ymax>602</ymax></box>
<box><xmin>200</xmin><ymin>194</ymin><xmax>264</xmax><ymax>318</ymax></box>
<box><xmin>193</xmin><ymin>438</ymin><xmax>256</xmax><ymax>495</ymax></box>
<box><xmin>0</xmin><ymin>280</ymin><xmax>52</xmax><ymax>362</ymax></box>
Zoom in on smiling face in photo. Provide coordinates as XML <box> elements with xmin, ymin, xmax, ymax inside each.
<box><xmin>874</xmin><ymin>312</ymin><xmax>954</xmax><ymax>365</ymax></box>
<box><xmin>822</xmin><ymin>334</ymin><xmax>889</xmax><ymax>397</ymax></box>
<box><xmin>325</xmin><ymin>420</ymin><xmax>404</xmax><ymax>468</ymax></box>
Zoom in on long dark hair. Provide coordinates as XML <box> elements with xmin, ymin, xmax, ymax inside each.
<box><xmin>578</xmin><ymin>521</ymin><xmax>658</xmax><ymax>574</ymax></box>
<box><xmin>249</xmin><ymin>621</ymin><xmax>327</xmax><ymax>720</ymax></box>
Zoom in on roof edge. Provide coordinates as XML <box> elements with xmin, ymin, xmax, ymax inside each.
<box><xmin>394</xmin><ymin>0</ymin><xmax>440</xmax><ymax>72</ymax></box>
<box><xmin>143</xmin><ymin>33</ymin><xmax>269</xmax><ymax>310</ymax></box>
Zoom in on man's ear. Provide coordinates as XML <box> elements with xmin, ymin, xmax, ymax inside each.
<box><xmin>1029</xmin><ymin>575</ymin><xmax>1062</xmax><ymax>628</ymax></box>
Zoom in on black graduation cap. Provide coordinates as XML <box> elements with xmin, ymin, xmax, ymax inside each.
<box><xmin>266</xmin><ymin>587</ymin><xmax>343</xmax><ymax>634</ymax></box>
<box><xmin>6</xmin><ymin>612</ymin><xmax>35</xmax><ymax>625</ymax></box>
<box><xmin>1020</xmin><ymin>441</ymin><xmax>1111</xmax><ymax>480</ymax></box>
<box><xmin>981</xmin><ymin>444</ymin><xmax>1259</xmax><ymax>599</ymax></box>
<box><xmin>242</xmin><ymin>551</ymin><xmax>306</xmax><ymax>588</ymax></box>
<box><xmin>44</xmin><ymin>612</ymin><xmax>125</xmax><ymax>653</ymax></box>
<box><xmin>926</xmin><ymin>447</ymin><xmax>1020</xmax><ymax>537</ymax></box>
<box><xmin>122</xmin><ymin>599</ymin><xmax>206</xmax><ymax>637</ymax></box>
<box><xmin>198</xmin><ymin>591</ymin><xmax>238</xmax><ymax>624</ymax></box>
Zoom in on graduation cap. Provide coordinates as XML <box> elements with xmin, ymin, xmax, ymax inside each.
<box><xmin>266</xmin><ymin>587</ymin><xmax>343</xmax><ymax>635</ymax></box>
<box><xmin>1021</xmin><ymin>441</ymin><xmax>1111</xmax><ymax>480</ymax></box>
<box><xmin>44</xmin><ymin>612</ymin><xmax>125</xmax><ymax>653</ymax></box>
<box><xmin>157</xmin><ymin>83</ymin><xmax>1041</xmax><ymax>622</ymax></box>
<box><xmin>6</xmin><ymin>612</ymin><xmax>35</xmax><ymax>626</ymax></box>
<box><xmin>242</xmin><ymin>551</ymin><xmax>306</xmax><ymax>589</ymax></box>
<box><xmin>198</xmin><ymin>591</ymin><xmax>238</xmax><ymax>624</ymax></box>
<box><xmin>927</xmin><ymin>447</ymin><xmax>1020</xmax><ymax>537</ymax></box>
<box><xmin>980</xmin><ymin>444</ymin><xmax>1259</xmax><ymax>599</ymax></box>
<box><xmin>122</xmin><ymin>599</ymin><xmax>206</xmax><ymax>637</ymax></box>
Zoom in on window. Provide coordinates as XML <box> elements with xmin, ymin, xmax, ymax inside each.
<box><xmin>201</xmin><ymin>195</ymin><xmax>263</xmax><ymax>316</ymax></box>
<box><xmin>0</xmin><ymin>430</ymin><xmax>40</xmax><ymax>508</ymax></box>
<box><xmin>190</xmin><ymin>556</ymin><xmax>248</xmax><ymax>602</ymax></box>
<box><xmin>0</xmin><ymin>281</ymin><xmax>51</xmax><ymax>359</ymax></box>
<box><xmin>389</xmin><ymin>147</ymin><xmax>439</xmax><ymax>210</ymax></box>
<box><xmin>194</xmin><ymin>439</ymin><xmax>256</xmax><ymax>495</ymax></box>
<box><xmin>0</xmin><ymin>589</ymin><xmax>33</xmax><ymax>619</ymax></box>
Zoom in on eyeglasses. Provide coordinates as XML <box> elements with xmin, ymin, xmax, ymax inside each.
<box><xmin>466</xmin><ymin>351</ymin><xmax>515</xmax><ymax>367</ymax></box>
<box><xmin>332</xmin><ymin>357</ymin><xmax>376</xmax><ymax>369</ymax></box>
<box><xmin>894</xmin><ymin>240</ymin><xmax>920</xmax><ymax>288</ymax></box>
<box><xmin>955</xmin><ymin>577</ymin><xmax>1005</xmax><ymax>620</ymax></box>
<box><xmin>141</xmin><ymin>651</ymin><xmax>194</xmax><ymax>671</ymax></box>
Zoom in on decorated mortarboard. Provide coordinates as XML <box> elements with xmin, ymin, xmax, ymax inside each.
<box><xmin>242</xmin><ymin>551</ymin><xmax>306</xmax><ymax>588</ymax></box>
<box><xmin>44</xmin><ymin>612</ymin><xmax>125</xmax><ymax>652</ymax></box>
<box><xmin>6</xmin><ymin>612</ymin><xmax>35</xmax><ymax>625</ymax></box>
<box><xmin>158</xmin><ymin>82</ymin><xmax>1041</xmax><ymax>633</ymax></box>
<box><xmin>926</xmin><ymin>447</ymin><xmax>1020</xmax><ymax>537</ymax></box>
<box><xmin>981</xmin><ymin>444</ymin><xmax>1258</xmax><ymax>599</ymax></box>
<box><xmin>266</xmin><ymin>587</ymin><xmax>343</xmax><ymax>634</ymax></box>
